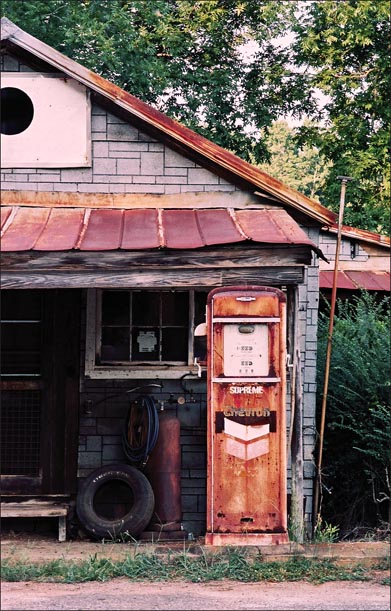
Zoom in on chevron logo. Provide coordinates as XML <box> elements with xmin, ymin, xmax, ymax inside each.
<box><xmin>223</xmin><ymin>417</ymin><xmax>270</xmax><ymax>461</ymax></box>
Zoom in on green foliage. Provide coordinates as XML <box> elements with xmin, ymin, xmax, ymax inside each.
<box><xmin>313</xmin><ymin>517</ymin><xmax>340</xmax><ymax>543</ymax></box>
<box><xmin>293</xmin><ymin>1</ymin><xmax>391</xmax><ymax>234</ymax></box>
<box><xmin>316</xmin><ymin>293</ymin><xmax>391</xmax><ymax>535</ymax></box>
<box><xmin>0</xmin><ymin>549</ymin><xmax>375</xmax><ymax>584</ymax></box>
<box><xmin>258</xmin><ymin>120</ymin><xmax>332</xmax><ymax>201</ymax></box>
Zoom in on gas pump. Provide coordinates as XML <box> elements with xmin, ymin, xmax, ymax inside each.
<box><xmin>205</xmin><ymin>286</ymin><xmax>288</xmax><ymax>545</ymax></box>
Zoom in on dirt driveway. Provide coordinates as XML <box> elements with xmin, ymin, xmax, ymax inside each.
<box><xmin>2</xmin><ymin>578</ymin><xmax>390</xmax><ymax>610</ymax></box>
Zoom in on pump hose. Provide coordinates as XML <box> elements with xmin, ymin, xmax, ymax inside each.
<box><xmin>122</xmin><ymin>395</ymin><xmax>159</xmax><ymax>467</ymax></box>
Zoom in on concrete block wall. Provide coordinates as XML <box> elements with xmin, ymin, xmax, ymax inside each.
<box><xmin>78</xmin><ymin>259</ymin><xmax>321</xmax><ymax>537</ymax></box>
<box><xmin>77</xmin><ymin>292</ymin><xmax>208</xmax><ymax>537</ymax></box>
<box><xmin>298</xmin><ymin>228</ymin><xmax>321</xmax><ymax>526</ymax></box>
<box><xmin>319</xmin><ymin>233</ymin><xmax>368</xmax><ymax>263</ymax></box>
<box><xmin>79</xmin><ymin>376</ymin><xmax>208</xmax><ymax>537</ymax></box>
<box><xmin>283</xmin><ymin>227</ymin><xmax>320</xmax><ymax>531</ymax></box>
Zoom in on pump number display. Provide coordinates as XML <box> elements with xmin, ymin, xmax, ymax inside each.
<box><xmin>223</xmin><ymin>323</ymin><xmax>269</xmax><ymax>377</ymax></box>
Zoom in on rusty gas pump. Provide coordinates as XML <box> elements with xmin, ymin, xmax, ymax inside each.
<box><xmin>205</xmin><ymin>286</ymin><xmax>288</xmax><ymax>545</ymax></box>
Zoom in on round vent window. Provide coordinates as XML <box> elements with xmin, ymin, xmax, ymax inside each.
<box><xmin>1</xmin><ymin>87</ymin><xmax>34</xmax><ymax>135</ymax></box>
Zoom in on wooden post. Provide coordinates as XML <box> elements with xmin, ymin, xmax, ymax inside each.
<box><xmin>313</xmin><ymin>176</ymin><xmax>353</xmax><ymax>531</ymax></box>
<box><xmin>288</xmin><ymin>286</ymin><xmax>304</xmax><ymax>542</ymax></box>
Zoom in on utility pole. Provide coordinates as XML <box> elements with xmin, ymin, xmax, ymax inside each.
<box><xmin>312</xmin><ymin>175</ymin><xmax>354</xmax><ymax>533</ymax></box>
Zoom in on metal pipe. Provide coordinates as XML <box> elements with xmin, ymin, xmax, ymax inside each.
<box><xmin>312</xmin><ymin>176</ymin><xmax>353</xmax><ymax>533</ymax></box>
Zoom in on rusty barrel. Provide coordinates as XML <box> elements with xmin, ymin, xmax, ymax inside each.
<box><xmin>145</xmin><ymin>411</ymin><xmax>182</xmax><ymax>531</ymax></box>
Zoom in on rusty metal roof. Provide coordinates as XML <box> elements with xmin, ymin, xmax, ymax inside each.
<box><xmin>320</xmin><ymin>270</ymin><xmax>390</xmax><ymax>291</ymax></box>
<box><xmin>322</xmin><ymin>224</ymin><xmax>390</xmax><ymax>248</ymax></box>
<box><xmin>0</xmin><ymin>206</ymin><xmax>322</xmax><ymax>255</ymax></box>
<box><xmin>0</xmin><ymin>17</ymin><xmax>337</xmax><ymax>226</ymax></box>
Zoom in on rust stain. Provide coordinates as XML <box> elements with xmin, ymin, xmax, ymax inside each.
<box><xmin>122</xmin><ymin>209</ymin><xmax>160</xmax><ymax>249</ymax></box>
<box><xmin>0</xmin><ymin>206</ymin><xmax>16</xmax><ymax>235</ymax></box>
<box><xmin>227</xmin><ymin>209</ymin><xmax>251</xmax><ymax>240</ymax></box>
<box><xmin>77</xmin><ymin>209</ymin><xmax>124</xmax><ymax>250</ymax></box>
<box><xmin>34</xmin><ymin>208</ymin><xmax>84</xmax><ymax>250</ymax></box>
<box><xmin>157</xmin><ymin>208</ymin><xmax>165</xmax><ymax>248</ymax></box>
<box><xmin>0</xmin><ymin>207</ymin><xmax>50</xmax><ymax>251</ymax></box>
<box><xmin>207</xmin><ymin>287</ymin><xmax>287</xmax><ymax>539</ymax></box>
<box><xmin>346</xmin><ymin>270</ymin><xmax>390</xmax><ymax>291</ymax></box>
<box><xmin>0</xmin><ymin>189</ymin><xmax>265</xmax><ymax>209</ymax></box>
<box><xmin>74</xmin><ymin>209</ymin><xmax>91</xmax><ymax>250</ymax></box>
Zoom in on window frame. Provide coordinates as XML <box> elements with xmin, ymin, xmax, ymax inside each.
<box><xmin>85</xmin><ymin>288</ymin><xmax>204</xmax><ymax>379</ymax></box>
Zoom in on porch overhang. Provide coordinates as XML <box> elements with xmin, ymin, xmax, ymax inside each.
<box><xmin>1</xmin><ymin>204</ymin><xmax>325</xmax><ymax>289</ymax></box>
<box><xmin>1</xmin><ymin>205</ymin><xmax>323</xmax><ymax>257</ymax></box>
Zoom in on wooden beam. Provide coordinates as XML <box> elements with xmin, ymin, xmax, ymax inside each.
<box><xmin>0</xmin><ymin>247</ymin><xmax>312</xmax><ymax>271</ymax></box>
<box><xmin>1</xmin><ymin>502</ymin><xmax>68</xmax><ymax>518</ymax></box>
<box><xmin>0</xmin><ymin>267</ymin><xmax>304</xmax><ymax>289</ymax></box>
<box><xmin>0</xmin><ymin>380</ymin><xmax>42</xmax><ymax>390</ymax></box>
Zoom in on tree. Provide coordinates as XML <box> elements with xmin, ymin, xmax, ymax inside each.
<box><xmin>292</xmin><ymin>1</ymin><xmax>390</xmax><ymax>234</ymax></box>
<box><xmin>258</xmin><ymin>120</ymin><xmax>332</xmax><ymax>202</ymax></box>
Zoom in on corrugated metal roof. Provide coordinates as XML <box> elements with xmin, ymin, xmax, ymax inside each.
<box><xmin>0</xmin><ymin>17</ymin><xmax>336</xmax><ymax>226</ymax></box>
<box><xmin>320</xmin><ymin>270</ymin><xmax>390</xmax><ymax>291</ymax></box>
<box><xmin>0</xmin><ymin>206</ymin><xmax>322</xmax><ymax>256</ymax></box>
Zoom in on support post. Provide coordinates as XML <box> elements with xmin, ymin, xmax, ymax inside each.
<box><xmin>288</xmin><ymin>286</ymin><xmax>304</xmax><ymax>542</ymax></box>
<box><xmin>312</xmin><ymin>176</ymin><xmax>354</xmax><ymax>532</ymax></box>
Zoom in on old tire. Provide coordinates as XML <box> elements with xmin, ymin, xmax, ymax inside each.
<box><xmin>76</xmin><ymin>463</ymin><xmax>155</xmax><ymax>540</ymax></box>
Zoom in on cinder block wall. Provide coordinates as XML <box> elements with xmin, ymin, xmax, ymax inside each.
<box><xmin>79</xmin><ymin>375</ymin><xmax>208</xmax><ymax>537</ymax></box>
<box><xmin>299</xmin><ymin>246</ymin><xmax>320</xmax><ymax>519</ymax></box>
<box><xmin>319</xmin><ymin>233</ymin><xmax>368</xmax><ymax>263</ymax></box>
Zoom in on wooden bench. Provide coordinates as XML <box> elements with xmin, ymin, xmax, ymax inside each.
<box><xmin>1</xmin><ymin>501</ymin><xmax>69</xmax><ymax>542</ymax></box>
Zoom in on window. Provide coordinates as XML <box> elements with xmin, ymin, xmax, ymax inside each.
<box><xmin>85</xmin><ymin>289</ymin><xmax>208</xmax><ymax>378</ymax></box>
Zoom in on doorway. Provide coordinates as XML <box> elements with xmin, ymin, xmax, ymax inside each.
<box><xmin>0</xmin><ymin>289</ymin><xmax>80</xmax><ymax>497</ymax></box>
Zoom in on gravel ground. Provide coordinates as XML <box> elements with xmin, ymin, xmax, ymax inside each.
<box><xmin>2</xmin><ymin>579</ymin><xmax>391</xmax><ymax>611</ymax></box>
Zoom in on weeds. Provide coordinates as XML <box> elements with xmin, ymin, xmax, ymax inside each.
<box><xmin>1</xmin><ymin>547</ymin><xmax>386</xmax><ymax>585</ymax></box>
<box><xmin>313</xmin><ymin>517</ymin><xmax>340</xmax><ymax>543</ymax></box>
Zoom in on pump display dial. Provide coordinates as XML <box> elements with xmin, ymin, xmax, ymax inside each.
<box><xmin>223</xmin><ymin>323</ymin><xmax>269</xmax><ymax>377</ymax></box>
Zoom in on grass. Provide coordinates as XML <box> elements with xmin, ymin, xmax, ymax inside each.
<box><xmin>1</xmin><ymin>547</ymin><xmax>389</xmax><ymax>585</ymax></box>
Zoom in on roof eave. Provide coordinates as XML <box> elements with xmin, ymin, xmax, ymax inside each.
<box><xmin>323</xmin><ymin>223</ymin><xmax>391</xmax><ymax>249</ymax></box>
